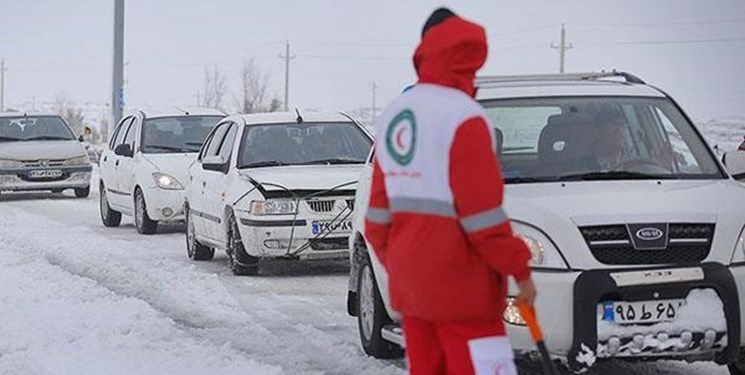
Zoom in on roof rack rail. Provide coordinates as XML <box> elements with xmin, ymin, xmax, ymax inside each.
<box><xmin>476</xmin><ymin>71</ymin><xmax>646</xmax><ymax>85</ymax></box>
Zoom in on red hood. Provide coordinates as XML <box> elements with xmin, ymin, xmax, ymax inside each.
<box><xmin>413</xmin><ymin>15</ymin><xmax>487</xmax><ymax>97</ymax></box>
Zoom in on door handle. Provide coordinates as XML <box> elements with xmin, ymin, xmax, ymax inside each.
<box><xmin>202</xmin><ymin>181</ymin><xmax>207</xmax><ymax>187</ymax></box>
<box><xmin>103</xmin><ymin>156</ymin><xmax>107</xmax><ymax>162</ymax></box>
<box><xmin>115</xmin><ymin>160</ymin><xmax>120</xmax><ymax>166</ymax></box>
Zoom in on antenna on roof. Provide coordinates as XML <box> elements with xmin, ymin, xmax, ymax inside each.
<box><xmin>175</xmin><ymin>106</ymin><xmax>189</xmax><ymax>116</ymax></box>
<box><xmin>295</xmin><ymin>108</ymin><xmax>303</xmax><ymax>123</ymax></box>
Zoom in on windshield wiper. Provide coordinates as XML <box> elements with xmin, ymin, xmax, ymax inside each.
<box><xmin>23</xmin><ymin>136</ymin><xmax>73</xmax><ymax>141</ymax></box>
<box><xmin>0</xmin><ymin>136</ymin><xmax>21</xmax><ymax>142</ymax></box>
<box><xmin>298</xmin><ymin>158</ymin><xmax>363</xmax><ymax>165</ymax></box>
<box><xmin>238</xmin><ymin>160</ymin><xmax>288</xmax><ymax>169</ymax></box>
<box><xmin>145</xmin><ymin>144</ymin><xmax>190</xmax><ymax>152</ymax></box>
<box><xmin>555</xmin><ymin>171</ymin><xmax>676</xmax><ymax>181</ymax></box>
<box><xmin>504</xmin><ymin>176</ymin><xmax>554</xmax><ymax>184</ymax></box>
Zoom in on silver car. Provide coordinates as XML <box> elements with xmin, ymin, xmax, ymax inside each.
<box><xmin>0</xmin><ymin>113</ymin><xmax>92</xmax><ymax>197</ymax></box>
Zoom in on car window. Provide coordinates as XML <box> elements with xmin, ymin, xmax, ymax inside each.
<box><xmin>122</xmin><ymin>118</ymin><xmax>139</xmax><ymax>150</ymax></box>
<box><xmin>0</xmin><ymin>116</ymin><xmax>76</xmax><ymax>143</ymax></box>
<box><xmin>204</xmin><ymin>123</ymin><xmax>230</xmax><ymax>158</ymax></box>
<box><xmin>141</xmin><ymin>116</ymin><xmax>222</xmax><ymax>154</ymax></box>
<box><xmin>113</xmin><ymin>117</ymin><xmax>133</xmax><ymax>148</ymax></box>
<box><xmin>480</xmin><ymin>96</ymin><xmax>724</xmax><ymax>183</ymax></box>
<box><xmin>237</xmin><ymin>122</ymin><xmax>373</xmax><ymax>168</ymax></box>
<box><xmin>218</xmin><ymin>123</ymin><xmax>238</xmax><ymax>161</ymax></box>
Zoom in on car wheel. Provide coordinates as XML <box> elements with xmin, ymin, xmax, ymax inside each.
<box><xmin>74</xmin><ymin>186</ymin><xmax>90</xmax><ymax>198</ymax></box>
<box><xmin>99</xmin><ymin>185</ymin><xmax>122</xmax><ymax>227</ymax></box>
<box><xmin>730</xmin><ymin>349</ymin><xmax>745</xmax><ymax>375</ymax></box>
<box><xmin>185</xmin><ymin>205</ymin><xmax>214</xmax><ymax>261</ymax></box>
<box><xmin>357</xmin><ymin>254</ymin><xmax>403</xmax><ymax>359</ymax></box>
<box><xmin>226</xmin><ymin>214</ymin><xmax>259</xmax><ymax>276</ymax></box>
<box><xmin>134</xmin><ymin>188</ymin><xmax>158</xmax><ymax>235</ymax></box>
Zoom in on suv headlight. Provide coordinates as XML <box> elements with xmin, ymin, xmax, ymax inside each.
<box><xmin>65</xmin><ymin>155</ymin><xmax>89</xmax><ymax>166</ymax></box>
<box><xmin>250</xmin><ymin>200</ymin><xmax>297</xmax><ymax>215</ymax></box>
<box><xmin>0</xmin><ymin>159</ymin><xmax>21</xmax><ymax>169</ymax></box>
<box><xmin>733</xmin><ymin>226</ymin><xmax>745</xmax><ymax>264</ymax></box>
<box><xmin>511</xmin><ymin>221</ymin><xmax>568</xmax><ymax>269</ymax></box>
<box><xmin>152</xmin><ymin>172</ymin><xmax>184</xmax><ymax>190</ymax></box>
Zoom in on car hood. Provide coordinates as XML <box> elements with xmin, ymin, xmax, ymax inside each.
<box><xmin>141</xmin><ymin>153</ymin><xmax>197</xmax><ymax>186</ymax></box>
<box><xmin>0</xmin><ymin>140</ymin><xmax>87</xmax><ymax>160</ymax></box>
<box><xmin>504</xmin><ymin>179</ymin><xmax>745</xmax><ymax>269</ymax></box>
<box><xmin>239</xmin><ymin>164</ymin><xmax>363</xmax><ymax>193</ymax></box>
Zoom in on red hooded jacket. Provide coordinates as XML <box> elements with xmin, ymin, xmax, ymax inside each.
<box><xmin>364</xmin><ymin>15</ymin><xmax>532</xmax><ymax>325</ymax></box>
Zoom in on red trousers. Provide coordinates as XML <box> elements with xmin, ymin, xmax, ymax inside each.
<box><xmin>403</xmin><ymin>316</ymin><xmax>517</xmax><ymax>375</ymax></box>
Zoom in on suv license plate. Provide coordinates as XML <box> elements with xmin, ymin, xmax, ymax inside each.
<box><xmin>28</xmin><ymin>170</ymin><xmax>63</xmax><ymax>179</ymax></box>
<box><xmin>311</xmin><ymin>220</ymin><xmax>353</xmax><ymax>235</ymax></box>
<box><xmin>601</xmin><ymin>299</ymin><xmax>685</xmax><ymax>324</ymax></box>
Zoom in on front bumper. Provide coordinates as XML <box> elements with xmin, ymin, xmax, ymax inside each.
<box><xmin>0</xmin><ymin>166</ymin><xmax>92</xmax><ymax>191</ymax></box>
<box><xmin>141</xmin><ymin>186</ymin><xmax>185</xmax><ymax>222</ymax></box>
<box><xmin>237</xmin><ymin>216</ymin><xmax>351</xmax><ymax>260</ymax></box>
<box><xmin>506</xmin><ymin>263</ymin><xmax>741</xmax><ymax>372</ymax></box>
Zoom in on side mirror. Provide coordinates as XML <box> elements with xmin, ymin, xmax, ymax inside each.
<box><xmin>114</xmin><ymin>143</ymin><xmax>134</xmax><ymax>158</ymax></box>
<box><xmin>723</xmin><ymin>151</ymin><xmax>745</xmax><ymax>180</ymax></box>
<box><xmin>202</xmin><ymin>155</ymin><xmax>228</xmax><ymax>172</ymax></box>
<box><xmin>78</xmin><ymin>135</ymin><xmax>85</xmax><ymax>142</ymax></box>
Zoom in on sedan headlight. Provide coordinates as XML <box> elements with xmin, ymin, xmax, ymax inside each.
<box><xmin>511</xmin><ymin>221</ymin><xmax>567</xmax><ymax>268</ymax></box>
<box><xmin>250</xmin><ymin>200</ymin><xmax>297</xmax><ymax>215</ymax></box>
<box><xmin>65</xmin><ymin>155</ymin><xmax>89</xmax><ymax>166</ymax></box>
<box><xmin>0</xmin><ymin>159</ymin><xmax>21</xmax><ymax>169</ymax></box>
<box><xmin>733</xmin><ymin>226</ymin><xmax>745</xmax><ymax>264</ymax></box>
<box><xmin>152</xmin><ymin>172</ymin><xmax>184</xmax><ymax>190</ymax></box>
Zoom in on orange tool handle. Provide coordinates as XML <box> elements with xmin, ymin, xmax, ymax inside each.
<box><xmin>517</xmin><ymin>301</ymin><xmax>544</xmax><ymax>343</ymax></box>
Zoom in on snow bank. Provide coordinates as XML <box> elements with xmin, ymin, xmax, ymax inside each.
<box><xmin>0</xmin><ymin>224</ymin><xmax>280</xmax><ymax>375</ymax></box>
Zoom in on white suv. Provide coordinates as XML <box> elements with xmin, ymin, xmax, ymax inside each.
<box><xmin>184</xmin><ymin>111</ymin><xmax>372</xmax><ymax>275</ymax></box>
<box><xmin>347</xmin><ymin>72</ymin><xmax>745</xmax><ymax>374</ymax></box>
<box><xmin>99</xmin><ymin>108</ymin><xmax>224</xmax><ymax>234</ymax></box>
<box><xmin>0</xmin><ymin>113</ymin><xmax>92</xmax><ymax>197</ymax></box>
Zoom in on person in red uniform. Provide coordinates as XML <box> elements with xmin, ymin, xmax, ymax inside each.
<box><xmin>364</xmin><ymin>8</ymin><xmax>537</xmax><ymax>375</ymax></box>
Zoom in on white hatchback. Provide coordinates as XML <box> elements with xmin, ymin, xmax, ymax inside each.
<box><xmin>347</xmin><ymin>72</ymin><xmax>745</xmax><ymax>374</ymax></box>
<box><xmin>0</xmin><ymin>113</ymin><xmax>92</xmax><ymax>197</ymax></box>
<box><xmin>98</xmin><ymin>108</ymin><xmax>224</xmax><ymax>234</ymax></box>
<box><xmin>184</xmin><ymin>111</ymin><xmax>372</xmax><ymax>275</ymax></box>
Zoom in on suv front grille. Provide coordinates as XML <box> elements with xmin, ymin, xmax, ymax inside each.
<box><xmin>580</xmin><ymin>223</ymin><xmax>714</xmax><ymax>265</ymax></box>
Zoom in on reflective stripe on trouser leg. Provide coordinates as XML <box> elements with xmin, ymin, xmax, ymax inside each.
<box><xmin>468</xmin><ymin>336</ymin><xmax>517</xmax><ymax>375</ymax></box>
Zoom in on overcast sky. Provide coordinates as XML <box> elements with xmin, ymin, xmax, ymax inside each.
<box><xmin>1</xmin><ymin>0</ymin><xmax>744</xmax><ymax>123</ymax></box>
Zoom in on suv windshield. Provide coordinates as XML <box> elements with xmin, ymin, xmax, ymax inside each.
<box><xmin>141</xmin><ymin>116</ymin><xmax>222</xmax><ymax>153</ymax></box>
<box><xmin>0</xmin><ymin>116</ymin><xmax>75</xmax><ymax>142</ymax></box>
<box><xmin>481</xmin><ymin>97</ymin><xmax>723</xmax><ymax>183</ymax></box>
<box><xmin>237</xmin><ymin>122</ymin><xmax>372</xmax><ymax>168</ymax></box>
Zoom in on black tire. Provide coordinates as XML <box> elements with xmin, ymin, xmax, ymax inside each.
<box><xmin>99</xmin><ymin>184</ymin><xmax>122</xmax><ymax>227</ymax></box>
<box><xmin>185</xmin><ymin>204</ymin><xmax>214</xmax><ymax>261</ymax></box>
<box><xmin>134</xmin><ymin>188</ymin><xmax>158</xmax><ymax>235</ymax></box>
<box><xmin>74</xmin><ymin>186</ymin><xmax>90</xmax><ymax>198</ymax></box>
<box><xmin>227</xmin><ymin>215</ymin><xmax>259</xmax><ymax>276</ymax></box>
<box><xmin>730</xmin><ymin>349</ymin><xmax>745</xmax><ymax>375</ymax></box>
<box><xmin>356</xmin><ymin>253</ymin><xmax>404</xmax><ymax>359</ymax></box>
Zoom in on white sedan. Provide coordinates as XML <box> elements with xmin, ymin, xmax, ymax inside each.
<box><xmin>185</xmin><ymin>111</ymin><xmax>373</xmax><ymax>275</ymax></box>
<box><xmin>98</xmin><ymin>108</ymin><xmax>225</xmax><ymax>234</ymax></box>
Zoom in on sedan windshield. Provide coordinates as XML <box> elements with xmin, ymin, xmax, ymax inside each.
<box><xmin>141</xmin><ymin>116</ymin><xmax>222</xmax><ymax>153</ymax></box>
<box><xmin>237</xmin><ymin>122</ymin><xmax>372</xmax><ymax>168</ymax></box>
<box><xmin>0</xmin><ymin>116</ymin><xmax>75</xmax><ymax>142</ymax></box>
<box><xmin>481</xmin><ymin>97</ymin><xmax>723</xmax><ymax>183</ymax></box>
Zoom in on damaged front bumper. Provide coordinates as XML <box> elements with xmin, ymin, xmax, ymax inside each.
<box><xmin>567</xmin><ymin>262</ymin><xmax>741</xmax><ymax>372</ymax></box>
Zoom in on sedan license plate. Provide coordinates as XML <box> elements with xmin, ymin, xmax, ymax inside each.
<box><xmin>28</xmin><ymin>169</ymin><xmax>63</xmax><ymax>179</ymax></box>
<box><xmin>601</xmin><ymin>299</ymin><xmax>685</xmax><ymax>325</ymax></box>
<box><xmin>311</xmin><ymin>220</ymin><xmax>353</xmax><ymax>235</ymax></box>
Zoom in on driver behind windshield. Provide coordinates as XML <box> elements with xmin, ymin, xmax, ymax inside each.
<box><xmin>588</xmin><ymin>108</ymin><xmax>629</xmax><ymax>171</ymax></box>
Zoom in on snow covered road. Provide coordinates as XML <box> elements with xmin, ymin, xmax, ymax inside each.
<box><xmin>0</xmin><ymin>180</ymin><xmax>734</xmax><ymax>374</ymax></box>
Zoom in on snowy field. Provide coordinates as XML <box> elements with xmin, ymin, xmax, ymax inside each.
<box><xmin>0</xmin><ymin>120</ymin><xmax>742</xmax><ymax>375</ymax></box>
